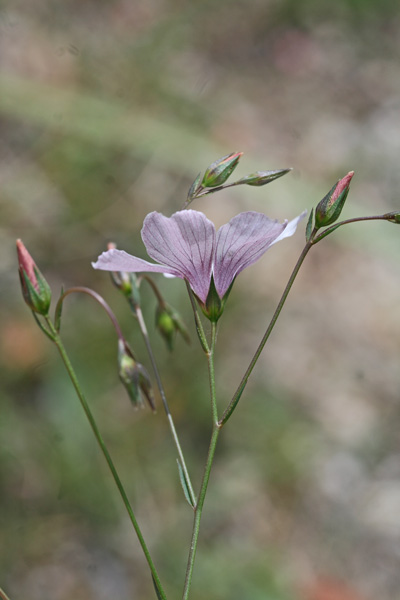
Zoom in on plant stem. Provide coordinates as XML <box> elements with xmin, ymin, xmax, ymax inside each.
<box><xmin>55</xmin><ymin>287</ymin><xmax>125</xmax><ymax>340</ymax></box>
<box><xmin>182</xmin><ymin>322</ymin><xmax>220</xmax><ymax>600</ymax></box>
<box><xmin>313</xmin><ymin>213</ymin><xmax>392</xmax><ymax>244</ymax></box>
<box><xmin>220</xmin><ymin>232</ymin><xmax>316</xmax><ymax>426</ymax></box>
<box><xmin>135</xmin><ymin>305</ymin><xmax>197</xmax><ymax>507</ymax></box>
<box><xmin>44</xmin><ymin>317</ymin><xmax>167</xmax><ymax>600</ymax></box>
<box><xmin>139</xmin><ymin>275</ymin><xmax>167</xmax><ymax>307</ymax></box>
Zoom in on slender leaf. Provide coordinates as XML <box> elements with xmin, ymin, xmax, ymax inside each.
<box><xmin>305</xmin><ymin>208</ymin><xmax>314</xmax><ymax>242</ymax></box>
<box><xmin>177</xmin><ymin>458</ymin><xmax>195</xmax><ymax>508</ymax></box>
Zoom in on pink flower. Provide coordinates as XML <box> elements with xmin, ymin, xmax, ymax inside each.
<box><xmin>93</xmin><ymin>209</ymin><xmax>306</xmax><ymax>304</ymax></box>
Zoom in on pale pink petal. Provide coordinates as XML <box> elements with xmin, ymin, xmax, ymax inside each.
<box><xmin>92</xmin><ymin>249</ymin><xmax>180</xmax><ymax>276</ymax></box>
<box><xmin>142</xmin><ymin>210</ymin><xmax>215</xmax><ymax>303</ymax></box>
<box><xmin>213</xmin><ymin>211</ymin><xmax>306</xmax><ymax>299</ymax></box>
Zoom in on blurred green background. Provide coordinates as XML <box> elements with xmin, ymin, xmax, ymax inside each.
<box><xmin>2</xmin><ymin>1</ymin><xmax>400</xmax><ymax>599</ymax></box>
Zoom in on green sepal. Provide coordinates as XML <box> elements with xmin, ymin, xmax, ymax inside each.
<box><xmin>177</xmin><ymin>459</ymin><xmax>195</xmax><ymax>508</ymax></box>
<box><xmin>199</xmin><ymin>277</ymin><xmax>234</xmax><ymax>322</ymax></box>
<box><xmin>202</xmin><ymin>152</ymin><xmax>242</xmax><ymax>188</ymax></box>
<box><xmin>21</xmin><ymin>268</ymin><xmax>51</xmax><ymax>315</ymax></box>
<box><xmin>187</xmin><ymin>172</ymin><xmax>202</xmax><ymax>202</ymax></box>
<box><xmin>315</xmin><ymin>182</ymin><xmax>351</xmax><ymax>228</ymax></box>
<box><xmin>305</xmin><ymin>209</ymin><xmax>314</xmax><ymax>241</ymax></box>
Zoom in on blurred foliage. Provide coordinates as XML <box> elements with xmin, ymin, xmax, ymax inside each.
<box><xmin>1</xmin><ymin>1</ymin><xmax>400</xmax><ymax>599</ymax></box>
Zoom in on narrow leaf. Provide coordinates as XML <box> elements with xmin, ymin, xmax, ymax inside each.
<box><xmin>31</xmin><ymin>311</ymin><xmax>56</xmax><ymax>341</ymax></box>
<box><xmin>177</xmin><ymin>459</ymin><xmax>195</xmax><ymax>507</ymax></box>
<box><xmin>305</xmin><ymin>208</ymin><xmax>314</xmax><ymax>241</ymax></box>
<box><xmin>55</xmin><ymin>286</ymin><xmax>64</xmax><ymax>332</ymax></box>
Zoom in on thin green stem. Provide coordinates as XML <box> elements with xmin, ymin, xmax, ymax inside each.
<box><xmin>140</xmin><ymin>275</ymin><xmax>167</xmax><ymax>307</ymax></box>
<box><xmin>220</xmin><ymin>232</ymin><xmax>316</xmax><ymax>426</ymax></box>
<box><xmin>182</xmin><ymin>322</ymin><xmax>220</xmax><ymax>600</ymax></box>
<box><xmin>313</xmin><ymin>213</ymin><xmax>391</xmax><ymax>244</ymax></box>
<box><xmin>44</xmin><ymin>317</ymin><xmax>167</xmax><ymax>600</ymax></box>
<box><xmin>55</xmin><ymin>287</ymin><xmax>125</xmax><ymax>340</ymax></box>
<box><xmin>135</xmin><ymin>305</ymin><xmax>197</xmax><ymax>508</ymax></box>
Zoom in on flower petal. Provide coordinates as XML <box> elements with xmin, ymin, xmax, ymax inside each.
<box><xmin>92</xmin><ymin>248</ymin><xmax>179</xmax><ymax>276</ymax></box>
<box><xmin>213</xmin><ymin>211</ymin><xmax>305</xmax><ymax>299</ymax></box>
<box><xmin>269</xmin><ymin>210</ymin><xmax>307</xmax><ymax>246</ymax></box>
<box><xmin>142</xmin><ymin>210</ymin><xmax>216</xmax><ymax>303</ymax></box>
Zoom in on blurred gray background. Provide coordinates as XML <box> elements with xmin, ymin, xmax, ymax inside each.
<box><xmin>1</xmin><ymin>1</ymin><xmax>400</xmax><ymax>599</ymax></box>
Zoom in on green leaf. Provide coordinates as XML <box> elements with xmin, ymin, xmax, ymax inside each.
<box><xmin>177</xmin><ymin>459</ymin><xmax>195</xmax><ymax>507</ymax></box>
<box><xmin>55</xmin><ymin>286</ymin><xmax>64</xmax><ymax>332</ymax></box>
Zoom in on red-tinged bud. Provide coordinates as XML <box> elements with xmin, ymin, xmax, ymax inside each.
<box><xmin>237</xmin><ymin>168</ymin><xmax>292</xmax><ymax>187</ymax></box>
<box><xmin>16</xmin><ymin>239</ymin><xmax>52</xmax><ymax>315</ymax></box>
<box><xmin>315</xmin><ymin>171</ymin><xmax>354</xmax><ymax>228</ymax></box>
<box><xmin>118</xmin><ymin>340</ymin><xmax>155</xmax><ymax>411</ymax></box>
<box><xmin>202</xmin><ymin>152</ymin><xmax>243</xmax><ymax>188</ymax></box>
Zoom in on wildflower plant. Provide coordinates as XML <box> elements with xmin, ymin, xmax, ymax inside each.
<box><xmin>14</xmin><ymin>152</ymin><xmax>400</xmax><ymax>600</ymax></box>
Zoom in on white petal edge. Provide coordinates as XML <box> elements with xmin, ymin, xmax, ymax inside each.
<box><xmin>269</xmin><ymin>210</ymin><xmax>307</xmax><ymax>246</ymax></box>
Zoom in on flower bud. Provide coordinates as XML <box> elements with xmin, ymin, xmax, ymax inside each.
<box><xmin>16</xmin><ymin>239</ymin><xmax>52</xmax><ymax>315</ymax></box>
<box><xmin>202</xmin><ymin>152</ymin><xmax>243</xmax><ymax>188</ymax></box>
<box><xmin>155</xmin><ymin>303</ymin><xmax>190</xmax><ymax>351</ymax></box>
<box><xmin>237</xmin><ymin>168</ymin><xmax>292</xmax><ymax>186</ymax></box>
<box><xmin>118</xmin><ymin>340</ymin><xmax>155</xmax><ymax>411</ymax></box>
<box><xmin>315</xmin><ymin>171</ymin><xmax>354</xmax><ymax>228</ymax></box>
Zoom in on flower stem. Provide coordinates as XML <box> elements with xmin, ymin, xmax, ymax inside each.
<box><xmin>220</xmin><ymin>232</ymin><xmax>316</xmax><ymax>426</ymax></box>
<box><xmin>182</xmin><ymin>322</ymin><xmax>220</xmax><ymax>600</ymax></box>
<box><xmin>44</xmin><ymin>317</ymin><xmax>167</xmax><ymax>600</ymax></box>
<box><xmin>313</xmin><ymin>213</ymin><xmax>392</xmax><ymax>244</ymax></box>
<box><xmin>55</xmin><ymin>287</ymin><xmax>125</xmax><ymax>340</ymax></box>
<box><xmin>139</xmin><ymin>275</ymin><xmax>167</xmax><ymax>307</ymax></box>
<box><xmin>134</xmin><ymin>305</ymin><xmax>197</xmax><ymax>508</ymax></box>
<box><xmin>0</xmin><ymin>588</ymin><xmax>12</xmax><ymax>600</ymax></box>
